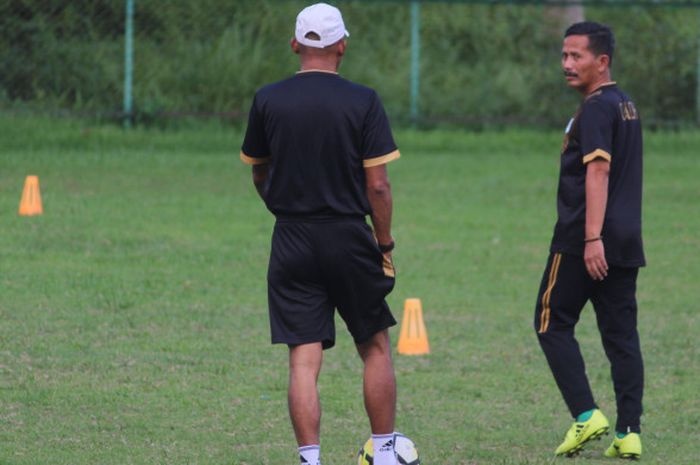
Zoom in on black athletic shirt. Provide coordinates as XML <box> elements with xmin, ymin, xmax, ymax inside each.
<box><xmin>240</xmin><ymin>71</ymin><xmax>399</xmax><ymax>219</ymax></box>
<box><xmin>551</xmin><ymin>82</ymin><xmax>645</xmax><ymax>267</ymax></box>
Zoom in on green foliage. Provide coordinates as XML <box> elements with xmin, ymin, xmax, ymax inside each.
<box><xmin>1</xmin><ymin>1</ymin><xmax>699</xmax><ymax>126</ymax></box>
<box><xmin>1</xmin><ymin>115</ymin><xmax>699</xmax><ymax>464</ymax></box>
<box><xmin>597</xmin><ymin>6</ymin><xmax>698</xmax><ymax>124</ymax></box>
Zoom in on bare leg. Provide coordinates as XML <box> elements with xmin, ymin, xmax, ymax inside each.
<box><xmin>356</xmin><ymin>329</ymin><xmax>396</xmax><ymax>434</ymax></box>
<box><xmin>288</xmin><ymin>342</ymin><xmax>323</xmax><ymax>446</ymax></box>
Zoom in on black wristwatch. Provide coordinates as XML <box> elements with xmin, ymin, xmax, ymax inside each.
<box><xmin>378</xmin><ymin>240</ymin><xmax>395</xmax><ymax>253</ymax></box>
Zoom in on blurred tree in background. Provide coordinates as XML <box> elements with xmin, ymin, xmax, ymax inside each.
<box><xmin>1</xmin><ymin>0</ymin><xmax>697</xmax><ymax>127</ymax></box>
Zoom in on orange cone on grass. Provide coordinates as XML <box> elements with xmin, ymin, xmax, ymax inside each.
<box><xmin>18</xmin><ymin>175</ymin><xmax>43</xmax><ymax>216</ymax></box>
<box><xmin>397</xmin><ymin>298</ymin><xmax>430</xmax><ymax>355</ymax></box>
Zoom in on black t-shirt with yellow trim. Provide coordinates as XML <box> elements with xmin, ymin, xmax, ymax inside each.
<box><xmin>240</xmin><ymin>71</ymin><xmax>399</xmax><ymax>218</ymax></box>
<box><xmin>551</xmin><ymin>82</ymin><xmax>645</xmax><ymax>267</ymax></box>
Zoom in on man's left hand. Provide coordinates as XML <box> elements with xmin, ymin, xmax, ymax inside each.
<box><xmin>584</xmin><ymin>240</ymin><xmax>608</xmax><ymax>281</ymax></box>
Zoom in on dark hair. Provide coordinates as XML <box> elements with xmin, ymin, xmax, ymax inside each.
<box><xmin>565</xmin><ymin>21</ymin><xmax>615</xmax><ymax>66</ymax></box>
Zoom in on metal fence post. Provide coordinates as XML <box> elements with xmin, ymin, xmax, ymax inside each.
<box><xmin>410</xmin><ymin>0</ymin><xmax>421</xmax><ymax>124</ymax></box>
<box><xmin>123</xmin><ymin>0</ymin><xmax>134</xmax><ymax>128</ymax></box>
<box><xmin>697</xmin><ymin>7</ymin><xmax>700</xmax><ymax>125</ymax></box>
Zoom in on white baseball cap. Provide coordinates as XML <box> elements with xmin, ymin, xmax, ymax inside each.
<box><xmin>295</xmin><ymin>3</ymin><xmax>350</xmax><ymax>48</ymax></box>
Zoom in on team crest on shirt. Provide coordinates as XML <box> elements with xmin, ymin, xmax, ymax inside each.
<box><xmin>564</xmin><ymin>117</ymin><xmax>574</xmax><ymax>134</ymax></box>
<box><xmin>561</xmin><ymin>117</ymin><xmax>574</xmax><ymax>154</ymax></box>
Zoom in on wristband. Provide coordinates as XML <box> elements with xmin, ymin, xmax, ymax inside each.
<box><xmin>378</xmin><ymin>241</ymin><xmax>395</xmax><ymax>253</ymax></box>
<box><xmin>584</xmin><ymin>236</ymin><xmax>603</xmax><ymax>243</ymax></box>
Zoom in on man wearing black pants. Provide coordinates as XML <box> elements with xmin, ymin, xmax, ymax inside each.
<box><xmin>534</xmin><ymin>22</ymin><xmax>645</xmax><ymax>460</ymax></box>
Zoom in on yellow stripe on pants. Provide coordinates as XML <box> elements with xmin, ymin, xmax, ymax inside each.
<box><xmin>538</xmin><ymin>253</ymin><xmax>562</xmax><ymax>334</ymax></box>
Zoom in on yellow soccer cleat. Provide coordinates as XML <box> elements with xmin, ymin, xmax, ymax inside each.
<box><xmin>554</xmin><ymin>409</ymin><xmax>610</xmax><ymax>457</ymax></box>
<box><xmin>604</xmin><ymin>432</ymin><xmax>642</xmax><ymax>460</ymax></box>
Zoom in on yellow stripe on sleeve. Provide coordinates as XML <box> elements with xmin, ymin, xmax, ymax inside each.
<box><xmin>363</xmin><ymin>150</ymin><xmax>401</xmax><ymax>168</ymax></box>
<box><xmin>240</xmin><ymin>151</ymin><xmax>270</xmax><ymax>165</ymax></box>
<box><xmin>582</xmin><ymin>149</ymin><xmax>611</xmax><ymax>164</ymax></box>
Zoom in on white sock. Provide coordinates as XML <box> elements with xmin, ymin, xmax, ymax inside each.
<box><xmin>299</xmin><ymin>445</ymin><xmax>320</xmax><ymax>465</ymax></box>
<box><xmin>372</xmin><ymin>433</ymin><xmax>397</xmax><ymax>465</ymax></box>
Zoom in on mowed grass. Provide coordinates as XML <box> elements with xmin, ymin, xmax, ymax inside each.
<box><xmin>1</xmin><ymin>115</ymin><xmax>698</xmax><ymax>465</ymax></box>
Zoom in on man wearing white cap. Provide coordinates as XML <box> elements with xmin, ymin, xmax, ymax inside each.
<box><xmin>240</xmin><ymin>3</ymin><xmax>401</xmax><ymax>465</ymax></box>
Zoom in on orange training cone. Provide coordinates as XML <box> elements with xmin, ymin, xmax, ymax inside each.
<box><xmin>397</xmin><ymin>298</ymin><xmax>430</xmax><ymax>355</ymax></box>
<box><xmin>18</xmin><ymin>175</ymin><xmax>43</xmax><ymax>216</ymax></box>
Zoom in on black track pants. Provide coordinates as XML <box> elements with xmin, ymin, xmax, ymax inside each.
<box><xmin>534</xmin><ymin>252</ymin><xmax>644</xmax><ymax>433</ymax></box>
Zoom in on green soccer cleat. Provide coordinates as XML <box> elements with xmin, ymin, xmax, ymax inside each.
<box><xmin>604</xmin><ymin>432</ymin><xmax>642</xmax><ymax>460</ymax></box>
<box><xmin>554</xmin><ymin>409</ymin><xmax>610</xmax><ymax>457</ymax></box>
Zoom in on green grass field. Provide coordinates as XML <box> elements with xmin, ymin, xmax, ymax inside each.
<box><xmin>1</xmin><ymin>115</ymin><xmax>698</xmax><ymax>465</ymax></box>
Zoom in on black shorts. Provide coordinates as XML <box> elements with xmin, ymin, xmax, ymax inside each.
<box><xmin>267</xmin><ymin>218</ymin><xmax>396</xmax><ymax>349</ymax></box>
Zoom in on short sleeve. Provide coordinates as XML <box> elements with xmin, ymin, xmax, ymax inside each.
<box><xmin>362</xmin><ymin>92</ymin><xmax>400</xmax><ymax>168</ymax></box>
<box><xmin>579</xmin><ymin>99</ymin><xmax>614</xmax><ymax>164</ymax></box>
<box><xmin>240</xmin><ymin>94</ymin><xmax>271</xmax><ymax>165</ymax></box>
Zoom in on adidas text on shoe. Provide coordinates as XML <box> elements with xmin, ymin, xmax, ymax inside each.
<box><xmin>554</xmin><ymin>409</ymin><xmax>610</xmax><ymax>457</ymax></box>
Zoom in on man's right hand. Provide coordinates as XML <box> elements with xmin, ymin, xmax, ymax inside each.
<box><xmin>365</xmin><ymin>164</ymin><xmax>393</xmax><ymax>250</ymax></box>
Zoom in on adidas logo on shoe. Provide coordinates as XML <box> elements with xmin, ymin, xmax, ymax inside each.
<box><xmin>554</xmin><ymin>409</ymin><xmax>610</xmax><ymax>457</ymax></box>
